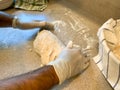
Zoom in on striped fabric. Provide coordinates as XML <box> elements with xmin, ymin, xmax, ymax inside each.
<box><xmin>15</xmin><ymin>0</ymin><xmax>48</xmax><ymax>11</ymax></box>
<box><xmin>93</xmin><ymin>18</ymin><xmax>120</xmax><ymax>90</ymax></box>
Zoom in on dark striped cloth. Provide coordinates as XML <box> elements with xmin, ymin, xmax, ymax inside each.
<box><xmin>93</xmin><ymin>18</ymin><xmax>120</xmax><ymax>90</ymax></box>
<box><xmin>15</xmin><ymin>0</ymin><xmax>48</xmax><ymax>11</ymax></box>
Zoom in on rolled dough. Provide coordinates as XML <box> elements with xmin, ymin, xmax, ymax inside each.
<box><xmin>33</xmin><ymin>30</ymin><xmax>65</xmax><ymax>65</ymax></box>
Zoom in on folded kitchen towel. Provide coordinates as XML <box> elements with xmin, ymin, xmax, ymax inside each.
<box><xmin>15</xmin><ymin>0</ymin><xmax>48</xmax><ymax>11</ymax></box>
<box><xmin>93</xmin><ymin>18</ymin><xmax>120</xmax><ymax>90</ymax></box>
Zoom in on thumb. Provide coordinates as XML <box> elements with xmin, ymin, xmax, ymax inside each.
<box><xmin>66</xmin><ymin>41</ymin><xmax>73</xmax><ymax>49</ymax></box>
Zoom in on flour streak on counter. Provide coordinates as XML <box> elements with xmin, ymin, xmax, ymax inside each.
<box><xmin>52</xmin><ymin>21</ymin><xmax>66</xmax><ymax>32</ymax></box>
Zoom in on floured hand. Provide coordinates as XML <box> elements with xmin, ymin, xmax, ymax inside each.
<box><xmin>49</xmin><ymin>41</ymin><xmax>90</xmax><ymax>84</ymax></box>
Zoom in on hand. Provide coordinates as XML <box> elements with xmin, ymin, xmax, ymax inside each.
<box><xmin>40</xmin><ymin>22</ymin><xmax>54</xmax><ymax>30</ymax></box>
<box><xmin>49</xmin><ymin>41</ymin><xmax>90</xmax><ymax>84</ymax></box>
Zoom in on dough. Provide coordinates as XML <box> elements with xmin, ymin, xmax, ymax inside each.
<box><xmin>104</xmin><ymin>30</ymin><xmax>118</xmax><ymax>50</ymax></box>
<box><xmin>33</xmin><ymin>30</ymin><xmax>65</xmax><ymax>65</ymax></box>
<box><xmin>113</xmin><ymin>43</ymin><xmax>120</xmax><ymax>60</ymax></box>
<box><xmin>104</xmin><ymin>30</ymin><xmax>117</xmax><ymax>45</ymax></box>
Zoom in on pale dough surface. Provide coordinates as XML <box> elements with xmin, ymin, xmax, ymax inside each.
<box><xmin>103</xmin><ymin>19</ymin><xmax>120</xmax><ymax>61</ymax></box>
<box><xmin>113</xmin><ymin>43</ymin><xmax>120</xmax><ymax>60</ymax></box>
<box><xmin>33</xmin><ymin>30</ymin><xmax>65</xmax><ymax>65</ymax></box>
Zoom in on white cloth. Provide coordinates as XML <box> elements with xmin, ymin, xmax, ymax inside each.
<box><xmin>93</xmin><ymin>18</ymin><xmax>120</xmax><ymax>90</ymax></box>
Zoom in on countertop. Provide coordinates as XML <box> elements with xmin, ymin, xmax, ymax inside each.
<box><xmin>0</xmin><ymin>0</ymin><xmax>113</xmax><ymax>90</ymax></box>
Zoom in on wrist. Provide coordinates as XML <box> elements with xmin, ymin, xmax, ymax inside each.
<box><xmin>12</xmin><ymin>16</ymin><xmax>18</xmax><ymax>28</ymax></box>
<box><xmin>48</xmin><ymin>59</ymin><xmax>70</xmax><ymax>84</ymax></box>
<box><xmin>46</xmin><ymin>65</ymin><xmax>60</xmax><ymax>85</ymax></box>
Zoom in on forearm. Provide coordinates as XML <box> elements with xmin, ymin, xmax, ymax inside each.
<box><xmin>0</xmin><ymin>11</ymin><xmax>54</xmax><ymax>30</ymax></box>
<box><xmin>0</xmin><ymin>65</ymin><xmax>59</xmax><ymax>90</ymax></box>
<box><xmin>0</xmin><ymin>11</ymin><xmax>14</xmax><ymax>27</ymax></box>
<box><xmin>15</xmin><ymin>20</ymin><xmax>54</xmax><ymax>30</ymax></box>
<box><xmin>16</xmin><ymin>21</ymin><xmax>47</xmax><ymax>29</ymax></box>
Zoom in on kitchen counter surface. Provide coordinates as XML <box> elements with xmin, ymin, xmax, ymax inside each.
<box><xmin>0</xmin><ymin>0</ymin><xmax>113</xmax><ymax>90</ymax></box>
